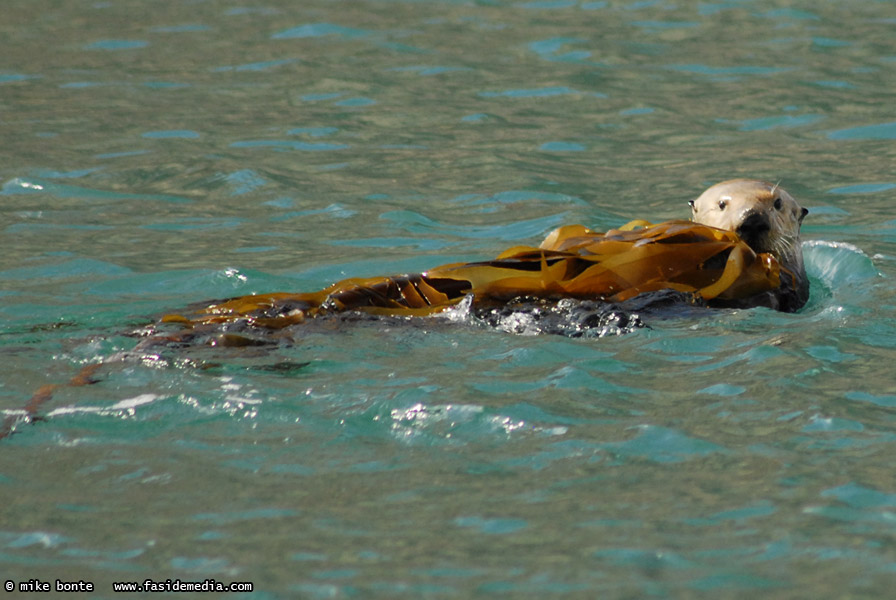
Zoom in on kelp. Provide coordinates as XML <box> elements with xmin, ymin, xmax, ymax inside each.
<box><xmin>162</xmin><ymin>220</ymin><xmax>782</xmax><ymax>330</ymax></box>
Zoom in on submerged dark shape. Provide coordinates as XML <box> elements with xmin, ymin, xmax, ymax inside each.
<box><xmin>469</xmin><ymin>290</ymin><xmax>707</xmax><ymax>338</ymax></box>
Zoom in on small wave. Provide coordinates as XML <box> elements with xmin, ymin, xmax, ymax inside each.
<box><xmin>380</xmin><ymin>209</ymin><xmax>570</xmax><ymax>241</ymax></box>
<box><xmin>0</xmin><ymin>177</ymin><xmax>189</xmax><ymax>204</ymax></box>
<box><xmin>802</xmin><ymin>240</ymin><xmax>881</xmax><ymax>312</ymax></box>
<box><xmin>271</xmin><ymin>23</ymin><xmax>373</xmax><ymax>40</ymax></box>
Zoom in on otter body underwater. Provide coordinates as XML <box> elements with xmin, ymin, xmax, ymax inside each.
<box><xmin>160</xmin><ymin>179</ymin><xmax>810</xmax><ymax>343</ymax></box>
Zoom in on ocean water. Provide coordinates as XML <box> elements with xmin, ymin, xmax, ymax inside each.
<box><xmin>2</xmin><ymin>0</ymin><xmax>896</xmax><ymax>597</ymax></box>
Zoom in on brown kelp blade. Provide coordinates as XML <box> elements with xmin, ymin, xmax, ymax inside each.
<box><xmin>162</xmin><ymin>220</ymin><xmax>781</xmax><ymax>329</ymax></box>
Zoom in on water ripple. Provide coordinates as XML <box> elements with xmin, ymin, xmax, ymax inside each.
<box><xmin>212</xmin><ymin>58</ymin><xmax>300</xmax><ymax>72</ymax></box>
<box><xmin>827</xmin><ymin>182</ymin><xmax>896</xmax><ymax>194</ymax></box>
<box><xmin>668</xmin><ymin>64</ymin><xmax>792</xmax><ymax>79</ymax></box>
<box><xmin>827</xmin><ymin>121</ymin><xmax>896</xmax><ymax>140</ymax></box>
<box><xmin>1</xmin><ymin>177</ymin><xmax>190</xmax><ymax>203</ymax></box>
<box><xmin>601</xmin><ymin>425</ymin><xmax>727</xmax><ymax>463</ymax></box>
<box><xmin>717</xmin><ymin>114</ymin><xmax>824</xmax><ymax>131</ymax></box>
<box><xmin>380</xmin><ymin>209</ymin><xmax>568</xmax><ymax>240</ymax></box>
<box><xmin>479</xmin><ymin>87</ymin><xmax>605</xmax><ymax>99</ymax></box>
<box><xmin>528</xmin><ymin>37</ymin><xmax>593</xmax><ymax>63</ymax></box>
<box><xmin>271</xmin><ymin>23</ymin><xmax>373</xmax><ymax>40</ymax></box>
<box><xmin>85</xmin><ymin>39</ymin><xmax>149</xmax><ymax>51</ymax></box>
<box><xmin>230</xmin><ymin>140</ymin><xmax>349</xmax><ymax>151</ymax></box>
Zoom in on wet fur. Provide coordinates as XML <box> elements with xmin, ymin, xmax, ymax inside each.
<box><xmin>689</xmin><ymin>179</ymin><xmax>809</xmax><ymax>312</ymax></box>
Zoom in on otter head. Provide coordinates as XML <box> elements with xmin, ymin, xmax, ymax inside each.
<box><xmin>689</xmin><ymin>179</ymin><xmax>809</xmax><ymax>311</ymax></box>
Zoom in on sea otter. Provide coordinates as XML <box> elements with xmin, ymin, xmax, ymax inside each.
<box><xmin>158</xmin><ymin>179</ymin><xmax>811</xmax><ymax>335</ymax></box>
<box><xmin>0</xmin><ymin>178</ymin><xmax>814</xmax><ymax>440</ymax></box>
<box><xmin>689</xmin><ymin>179</ymin><xmax>809</xmax><ymax>312</ymax></box>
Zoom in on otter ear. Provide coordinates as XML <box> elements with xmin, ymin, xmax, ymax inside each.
<box><xmin>799</xmin><ymin>207</ymin><xmax>808</xmax><ymax>224</ymax></box>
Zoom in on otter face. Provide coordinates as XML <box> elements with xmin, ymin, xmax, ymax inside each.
<box><xmin>688</xmin><ymin>179</ymin><xmax>808</xmax><ymax>256</ymax></box>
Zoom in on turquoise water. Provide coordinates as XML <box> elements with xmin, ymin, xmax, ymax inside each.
<box><xmin>2</xmin><ymin>0</ymin><xmax>896</xmax><ymax>597</ymax></box>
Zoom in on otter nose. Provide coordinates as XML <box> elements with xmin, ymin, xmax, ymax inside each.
<box><xmin>735</xmin><ymin>210</ymin><xmax>771</xmax><ymax>253</ymax></box>
<box><xmin>736</xmin><ymin>210</ymin><xmax>771</xmax><ymax>237</ymax></box>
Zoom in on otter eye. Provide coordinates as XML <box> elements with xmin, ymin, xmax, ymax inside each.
<box><xmin>773</xmin><ymin>197</ymin><xmax>782</xmax><ymax>210</ymax></box>
<box><xmin>718</xmin><ymin>199</ymin><xmax>727</xmax><ymax>210</ymax></box>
